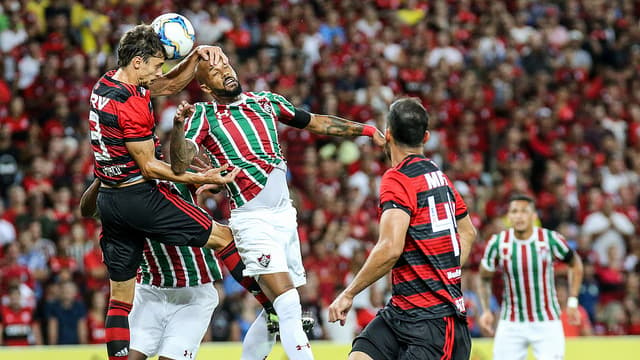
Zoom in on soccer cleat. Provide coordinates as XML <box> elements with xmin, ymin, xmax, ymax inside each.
<box><xmin>265</xmin><ymin>313</ymin><xmax>316</xmax><ymax>334</ymax></box>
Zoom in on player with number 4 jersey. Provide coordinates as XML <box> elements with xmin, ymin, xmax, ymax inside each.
<box><xmin>329</xmin><ymin>99</ymin><xmax>477</xmax><ymax>360</ymax></box>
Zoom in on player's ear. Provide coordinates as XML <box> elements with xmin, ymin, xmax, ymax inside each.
<box><xmin>385</xmin><ymin>128</ymin><xmax>391</xmax><ymax>142</ymax></box>
<box><xmin>131</xmin><ymin>56</ymin><xmax>143</xmax><ymax>69</ymax></box>
<box><xmin>422</xmin><ymin>130</ymin><xmax>430</xmax><ymax>144</ymax></box>
<box><xmin>200</xmin><ymin>83</ymin><xmax>212</xmax><ymax>94</ymax></box>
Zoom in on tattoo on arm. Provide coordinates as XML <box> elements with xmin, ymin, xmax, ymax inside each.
<box><xmin>313</xmin><ymin>115</ymin><xmax>366</xmax><ymax>137</ymax></box>
<box><xmin>170</xmin><ymin>124</ymin><xmax>197</xmax><ymax>174</ymax></box>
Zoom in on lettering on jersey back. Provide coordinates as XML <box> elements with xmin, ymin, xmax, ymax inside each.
<box><xmin>424</xmin><ymin>170</ymin><xmax>449</xmax><ymax>189</ymax></box>
<box><xmin>90</xmin><ymin>93</ymin><xmax>110</xmax><ymax>110</ymax></box>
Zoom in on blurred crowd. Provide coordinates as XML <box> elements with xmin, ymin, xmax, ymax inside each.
<box><xmin>1</xmin><ymin>0</ymin><xmax>640</xmax><ymax>346</ymax></box>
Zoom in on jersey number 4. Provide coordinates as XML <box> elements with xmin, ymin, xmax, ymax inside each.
<box><xmin>89</xmin><ymin>110</ymin><xmax>112</xmax><ymax>161</ymax></box>
<box><xmin>428</xmin><ymin>192</ymin><xmax>460</xmax><ymax>256</ymax></box>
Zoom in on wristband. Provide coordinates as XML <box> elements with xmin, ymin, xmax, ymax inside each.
<box><xmin>567</xmin><ymin>297</ymin><xmax>578</xmax><ymax>308</ymax></box>
<box><xmin>362</xmin><ymin>125</ymin><xmax>377</xmax><ymax>137</ymax></box>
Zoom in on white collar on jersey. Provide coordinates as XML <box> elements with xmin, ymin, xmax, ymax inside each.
<box><xmin>215</xmin><ymin>93</ymin><xmax>246</xmax><ymax>108</ymax></box>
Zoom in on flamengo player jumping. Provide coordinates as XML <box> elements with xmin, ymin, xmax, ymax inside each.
<box><xmin>81</xmin><ymin>179</ymin><xmax>222</xmax><ymax>360</ymax></box>
<box><xmin>478</xmin><ymin>194</ymin><xmax>584</xmax><ymax>360</ymax></box>
<box><xmin>328</xmin><ymin>98</ymin><xmax>477</xmax><ymax>360</ymax></box>
<box><xmin>88</xmin><ymin>25</ymin><xmax>239</xmax><ymax>360</ymax></box>
<box><xmin>169</xmin><ymin>59</ymin><xmax>385</xmax><ymax>360</ymax></box>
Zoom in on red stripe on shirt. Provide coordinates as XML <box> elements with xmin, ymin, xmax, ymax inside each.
<box><xmin>521</xmin><ymin>243</ymin><xmax>535</xmax><ymax>322</ymax></box>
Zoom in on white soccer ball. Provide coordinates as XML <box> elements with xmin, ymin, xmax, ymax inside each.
<box><xmin>151</xmin><ymin>13</ymin><xmax>196</xmax><ymax>60</ymax></box>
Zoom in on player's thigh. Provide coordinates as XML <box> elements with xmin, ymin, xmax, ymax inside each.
<box><xmin>279</xmin><ymin>207</ymin><xmax>306</xmax><ymax>288</ymax></box>
<box><xmin>98</xmin><ymin>192</ymin><xmax>145</xmax><ymax>282</ymax></box>
<box><xmin>351</xmin><ymin>316</ymin><xmax>400</xmax><ymax>360</ymax></box>
<box><xmin>531</xmin><ymin>321</ymin><xmax>565</xmax><ymax>360</ymax></box>
<box><xmin>397</xmin><ymin>317</ymin><xmax>458</xmax><ymax>360</ymax></box>
<box><xmin>493</xmin><ymin>321</ymin><xmax>528</xmax><ymax>360</ymax></box>
<box><xmin>136</xmin><ymin>182</ymin><xmax>213</xmax><ymax>248</ymax></box>
<box><xmin>158</xmin><ymin>283</ymin><xmax>219</xmax><ymax>360</ymax></box>
<box><xmin>229</xmin><ymin>209</ymin><xmax>289</xmax><ymax>279</ymax></box>
<box><xmin>130</xmin><ymin>284</ymin><xmax>166</xmax><ymax>357</ymax></box>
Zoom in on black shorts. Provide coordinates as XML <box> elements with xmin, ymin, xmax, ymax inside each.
<box><xmin>352</xmin><ymin>313</ymin><xmax>471</xmax><ymax>360</ymax></box>
<box><xmin>97</xmin><ymin>181</ymin><xmax>212</xmax><ymax>281</ymax></box>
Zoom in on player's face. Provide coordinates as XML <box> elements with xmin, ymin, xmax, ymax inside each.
<box><xmin>206</xmin><ymin>62</ymin><xmax>242</xmax><ymax>97</ymax></box>
<box><xmin>507</xmin><ymin>200</ymin><xmax>535</xmax><ymax>232</ymax></box>
<box><xmin>137</xmin><ymin>55</ymin><xmax>164</xmax><ymax>88</ymax></box>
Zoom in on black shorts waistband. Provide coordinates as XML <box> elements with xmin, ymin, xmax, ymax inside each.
<box><xmin>99</xmin><ymin>181</ymin><xmax>157</xmax><ymax>193</ymax></box>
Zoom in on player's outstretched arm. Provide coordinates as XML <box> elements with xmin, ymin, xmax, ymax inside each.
<box><xmin>150</xmin><ymin>46</ymin><xmax>229</xmax><ymax>97</ymax></box>
<box><xmin>305</xmin><ymin>113</ymin><xmax>386</xmax><ymax>146</ymax></box>
<box><xmin>328</xmin><ymin>208</ymin><xmax>409</xmax><ymax>326</ymax></box>
<box><xmin>80</xmin><ymin>178</ymin><xmax>101</xmax><ymax>218</ymax></box>
<box><xmin>126</xmin><ymin>139</ymin><xmax>239</xmax><ymax>184</ymax></box>
<box><xmin>457</xmin><ymin>214</ymin><xmax>477</xmax><ymax>266</ymax></box>
<box><xmin>170</xmin><ymin>101</ymin><xmax>198</xmax><ymax>174</ymax></box>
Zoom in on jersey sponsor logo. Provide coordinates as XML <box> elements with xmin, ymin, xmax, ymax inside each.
<box><xmin>454</xmin><ymin>297</ymin><xmax>466</xmax><ymax>313</ymax></box>
<box><xmin>447</xmin><ymin>268</ymin><xmax>461</xmax><ymax>279</ymax></box>
<box><xmin>103</xmin><ymin>165</ymin><xmax>124</xmax><ymax>177</ymax></box>
<box><xmin>258</xmin><ymin>253</ymin><xmax>271</xmax><ymax>268</ymax></box>
<box><xmin>90</xmin><ymin>93</ymin><xmax>110</xmax><ymax>110</ymax></box>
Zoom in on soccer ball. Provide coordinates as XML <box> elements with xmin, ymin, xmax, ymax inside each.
<box><xmin>151</xmin><ymin>13</ymin><xmax>196</xmax><ymax>60</ymax></box>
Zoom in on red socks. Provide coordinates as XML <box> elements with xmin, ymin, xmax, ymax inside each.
<box><xmin>105</xmin><ymin>299</ymin><xmax>132</xmax><ymax>360</ymax></box>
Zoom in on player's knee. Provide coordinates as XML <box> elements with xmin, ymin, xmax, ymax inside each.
<box><xmin>109</xmin><ymin>278</ymin><xmax>136</xmax><ymax>304</ymax></box>
<box><xmin>205</xmin><ymin>222</ymin><xmax>233</xmax><ymax>250</ymax></box>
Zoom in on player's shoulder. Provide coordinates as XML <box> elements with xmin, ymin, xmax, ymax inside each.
<box><xmin>94</xmin><ymin>71</ymin><xmax>146</xmax><ymax>104</ymax></box>
<box><xmin>490</xmin><ymin>229</ymin><xmax>510</xmax><ymax>243</ymax></box>
<box><xmin>248</xmin><ymin>91</ymin><xmax>288</xmax><ymax>102</ymax></box>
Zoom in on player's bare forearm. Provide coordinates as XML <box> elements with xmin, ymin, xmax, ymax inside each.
<box><xmin>307</xmin><ymin>114</ymin><xmax>366</xmax><ymax>137</ymax></box>
<box><xmin>344</xmin><ymin>209</ymin><xmax>408</xmax><ymax>298</ymax></box>
<box><xmin>568</xmin><ymin>253</ymin><xmax>584</xmax><ymax>298</ymax></box>
<box><xmin>149</xmin><ymin>52</ymin><xmax>200</xmax><ymax>96</ymax></box>
<box><xmin>80</xmin><ymin>178</ymin><xmax>101</xmax><ymax>218</ymax></box>
<box><xmin>170</xmin><ymin>123</ymin><xmax>197</xmax><ymax>174</ymax></box>
<box><xmin>457</xmin><ymin>215</ymin><xmax>477</xmax><ymax>266</ymax></box>
<box><xmin>127</xmin><ymin>139</ymin><xmax>237</xmax><ymax>185</ymax></box>
<box><xmin>478</xmin><ymin>267</ymin><xmax>494</xmax><ymax>312</ymax></box>
<box><xmin>150</xmin><ymin>46</ymin><xmax>228</xmax><ymax>96</ymax></box>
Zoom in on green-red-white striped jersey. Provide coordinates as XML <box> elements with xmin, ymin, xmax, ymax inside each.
<box><xmin>137</xmin><ymin>182</ymin><xmax>222</xmax><ymax>287</ymax></box>
<box><xmin>184</xmin><ymin>92</ymin><xmax>298</xmax><ymax>209</ymax></box>
<box><xmin>480</xmin><ymin>227</ymin><xmax>572</xmax><ymax>322</ymax></box>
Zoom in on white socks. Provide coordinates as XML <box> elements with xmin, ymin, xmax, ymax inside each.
<box><xmin>241</xmin><ymin>309</ymin><xmax>276</xmax><ymax>360</ymax></box>
<box><xmin>272</xmin><ymin>289</ymin><xmax>314</xmax><ymax>360</ymax></box>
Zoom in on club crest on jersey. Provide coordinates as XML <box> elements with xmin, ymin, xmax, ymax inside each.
<box><xmin>259</xmin><ymin>100</ymin><xmax>272</xmax><ymax>113</ymax></box>
<box><xmin>258</xmin><ymin>253</ymin><xmax>271</xmax><ymax>268</ymax></box>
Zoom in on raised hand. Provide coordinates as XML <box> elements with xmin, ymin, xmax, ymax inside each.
<box><xmin>372</xmin><ymin>128</ymin><xmax>386</xmax><ymax>147</ymax></box>
<box><xmin>174</xmin><ymin>101</ymin><xmax>194</xmax><ymax>124</ymax></box>
<box><xmin>195</xmin><ymin>45</ymin><xmax>229</xmax><ymax>66</ymax></box>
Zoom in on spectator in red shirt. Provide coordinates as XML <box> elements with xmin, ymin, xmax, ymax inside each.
<box><xmin>86</xmin><ymin>290</ymin><xmax>107</xmax><ymax>344</ymax></box>
<box><xmin>0</xmin><ymin>285</ymin><xmax>42</xmax><ymax>345</ymax></box>
<box><xmin>557</xmin><ymin>281</ymin><xmax>592</xmax><ymax>337</ymax></box>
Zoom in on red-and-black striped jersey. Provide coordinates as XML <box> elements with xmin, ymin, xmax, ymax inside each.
<box><xmin>89</xmin><ymin>70</ymin><xmax>161</xmax><ymax>185</ymax></box>
<box><xmin>379</xmin><ymin>154</ymin><xmax>468</xmax><ymax>320</ymax></box>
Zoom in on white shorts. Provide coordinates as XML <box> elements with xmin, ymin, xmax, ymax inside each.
<box><xmin>229</xmin><ymin>204</ymin><xmax>306</xmax><ymax>287</ymax></box>
<box><xmin>493</xmin><ymin>320</ymin><xmax>565</xmax><ymax>360</ymax></box>
<box><xmin>130</xmin><ymin>282</ymin><xmax>218</xmax><ymax>359</ymax></box>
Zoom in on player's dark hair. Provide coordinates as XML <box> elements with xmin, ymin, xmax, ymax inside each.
<box><xmin>387</xmin><ymin>98</ymin><xmax>429</xmax><ymax>147</ymax></box>
<box><xmin>117</xmin><ymin>25</ymin><xmax>166</xmax><ymax>68</ymax></box>
<box><xmin>509</xmin><ymin>194</ymin><xmax>536</xmax><ymax>207</ymax></box>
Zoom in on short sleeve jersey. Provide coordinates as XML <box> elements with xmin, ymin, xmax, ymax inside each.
<box><xmin>89</xmin><ymin>70</ymin><xmax>161</xmax><ymax>185</ymax></box>
<box><xmin>379</xmin><ymin>154</ymin><xmax>469</xmax><ymax>320</ymax></box>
